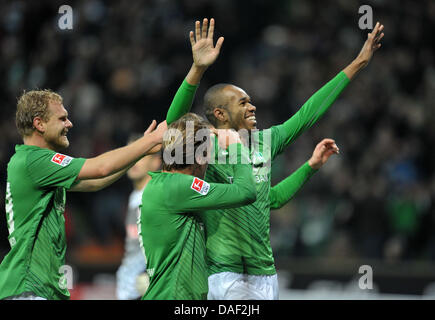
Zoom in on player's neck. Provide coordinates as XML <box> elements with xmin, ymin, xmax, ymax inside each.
<box><xmin>215</xmin><ymin>123</ymin><xmax>232</xmax><ymax>130</ymax></box>
<box><xmin>23</xmin><ymin>133</ymin><xmax>54</xmax><ymax>151</ymax></box>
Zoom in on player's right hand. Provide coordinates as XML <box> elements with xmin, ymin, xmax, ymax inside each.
<box><xmin>190</xmin><ymin>18</ymin><xmax>224</xmax><ymax>69</ymax></box>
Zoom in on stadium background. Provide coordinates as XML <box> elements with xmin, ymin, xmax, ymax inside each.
<box><xmin>0</xmin><ymin>0</ymin><xmax>434</xmax><ymax>299</ymax></box>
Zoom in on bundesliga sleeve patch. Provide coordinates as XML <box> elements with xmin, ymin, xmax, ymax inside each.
<box><xmin>191</xmin><ymin>177</ymin><xmax>210</xmax><ymax>195</ymax></box>
<box><xmin>51</xmin><ymin>153</ymin><xmax>73</xmax><ymax>167</ymax></box>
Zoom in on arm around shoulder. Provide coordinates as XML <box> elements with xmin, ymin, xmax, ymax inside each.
<box><xmin>77</xmin><ymin>120</ymin><xmax>166</xmax><ymax>180</ymax></box>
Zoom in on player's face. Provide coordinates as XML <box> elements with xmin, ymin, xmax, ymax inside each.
<box><xmin>223</xmin><ymin>86</ymin><xmax>257</xmax><ymax>131</ymax></box>
<box><xmin>127</xmin><ymin>155</ymin><xmax>162</xmax><ymax>181</ymax></box>
<box><xmin>43</xmin><ymin>101</ymin><xmax>73</xmax><ymax>151</ymax></box>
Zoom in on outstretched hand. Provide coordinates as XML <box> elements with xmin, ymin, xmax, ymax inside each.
<box><xmin>144</xmin><ymin>120</ymin><xmax>167</xmax><ymax>154</ymax></box>
<box><xmin>190</xmin><ymin>18</ymin><xmax>224</xmax><ymax>69</ymax></box>
<box><xmin>355</xmin><ymin>21</ymin><xmax>384</xmax><ymax>68</ymax></box>
<box><xmin>308</xmin><ymin>138</ymin><xmax>339</xmax><ymax>170</ymax></box>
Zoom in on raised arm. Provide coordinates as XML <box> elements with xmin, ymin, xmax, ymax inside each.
<box><xmin>271</xmin><ymin>22</ymin><xmax>384</xmax><ymax>157</ymax></box>
<box><xmin>166</xmin><ymin>18</ymin><xmax>224</xmax><ymax>124</ymax></box>
<box><xmin>270</xmin><ymin>139</ymin><xmax>339</xmax><ymax>209</ymax></box>
<box><xmin>74</xmin><ymin>120</ymin><xmax>166</xmax><ymax>182</ymax></box>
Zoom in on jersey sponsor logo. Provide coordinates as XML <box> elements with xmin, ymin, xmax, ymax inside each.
<box><xmin>191</xmin><ymin>177</ymin><xmax>210</xmax><ymax>195</ymax></box>
<box><xmin>51</xmin><ymin>153</ymin><xmax>73</xmax><ymax>167</ymax></box>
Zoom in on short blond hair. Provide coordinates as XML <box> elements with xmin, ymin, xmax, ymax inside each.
<box><xmin>16</xmin><ymin>89</ymin><xmax>63</xmax><ymax>137</ymax></box>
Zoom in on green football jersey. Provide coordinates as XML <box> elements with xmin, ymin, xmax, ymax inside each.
<box><xmin>203</xmin><ymin>127</ymin><xmax>308</xmax><ymax>275</ymax></box>
<box><xmin>139</xmin><ymin>145</ymin><xmax>255</xmax><ymax>300</ymax></box>
<box><xmin>0</xmin><ymin>145</ymin><xmax>85</xmax><ymax>300</ymax></box>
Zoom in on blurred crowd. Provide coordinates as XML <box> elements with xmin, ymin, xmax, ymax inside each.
<box><xmin>1</xmin><ymin>0</ymin><xmax>434</xmax><ymax>266</ymax></box>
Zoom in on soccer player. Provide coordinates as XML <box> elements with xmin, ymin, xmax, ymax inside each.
<box><xmin>116</xmin><ymin>135</ymin><xmax>162</xmax><ymax>300</ymax></box>
<box><xmin>138</xmin><ymin>113</ymin><xmax>257</xmax><ymax>300</ymax></box>
<box><xmin>0</xmin><ymin>90</ymin><xmax>167</xmax><ymax>300</ymax></box>
<box><xmin>166</xmin><ymin>19</ymin><xmax>384</xmax><ymax>299</ymax></box>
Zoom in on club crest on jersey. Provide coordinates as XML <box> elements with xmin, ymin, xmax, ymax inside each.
<box><xmin>51</xmin><ymin>153</ymin><xmax>73</xmax><ymax>167</ymax></box>
<box><xmin>191</xmin><ymin>177</ymin><xmax>210</xmax><ymax>195</ymax></box>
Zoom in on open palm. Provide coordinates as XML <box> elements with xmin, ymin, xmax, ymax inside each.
<box><xmin>190</xmin><ymin>18</ymin><xmax>224</xmax><ymax>68</ymax></box>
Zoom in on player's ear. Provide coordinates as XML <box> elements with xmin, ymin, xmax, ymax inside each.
<box><xmin>213</xmin><ymin>107</ymin><xmax>227</xmax><ymax>123</ymax></box>
<box><xmin>33</xmin><ymin>117</ymin><xmax>46</xmax><ymax>133</ymax></box>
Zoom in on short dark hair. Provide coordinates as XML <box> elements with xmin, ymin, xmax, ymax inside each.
<box><xmin>203</xmin><ymin>83</ymin><xmax>231</xmax><ymax>127</ymax></box>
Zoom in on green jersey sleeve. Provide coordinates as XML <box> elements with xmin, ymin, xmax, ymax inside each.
<box><xmin>269</xmin><ymin>161</ymin><xmax>317</xmax><ymax>210</ymax></box>
<box><xmin>166</xmin><ymin>79</ymin><xmax>199</xmax><ymax>125</ymax></box>
<box><xmin>26</xmin><ymin>149</ymin><xmax>86</xmax><ymax>189</ymax></box>
<box><xmin>270</xmin><ymin>71</ymin><xmax>350</xmax><ymax>158</ymax></box>
<box><xmin>173</xmin><ymin>144</ymin><xmax>256</xmax><ymax>212</ymax></box>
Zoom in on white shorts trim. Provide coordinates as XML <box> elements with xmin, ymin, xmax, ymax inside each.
<box><xmin>207</xmin><ymin>272</ymin><xmax>279</xmax><ymax>300</ymax></box>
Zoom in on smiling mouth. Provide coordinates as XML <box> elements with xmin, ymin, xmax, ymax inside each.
<box><xmin>245</xmin><ymin>116</ymin><xmax>256</xmax><ymax>123</ymax></box>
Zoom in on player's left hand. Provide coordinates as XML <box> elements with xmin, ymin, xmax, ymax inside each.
<box><xmin>355</xmin><ymin>21</ymin><xmax>384</xmax><ymax>68</ymax></box>
<box><xmin>308</xmin><ymin>138</ymin><xmax>339</xmax><ymax>170</ymax></box>
<box><xmin>190</xmin><ymin>18</ymin><xmax>224</xmax><ymax>69</ymax></box>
